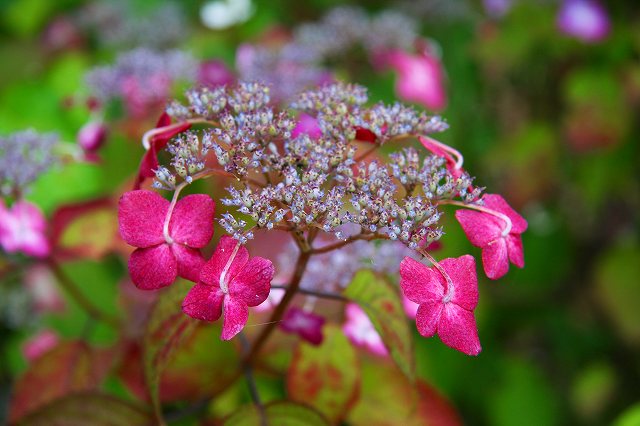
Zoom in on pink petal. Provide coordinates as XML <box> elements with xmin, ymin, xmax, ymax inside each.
<box><xmin>402</xmin><ymin>295</ymin><xmax>419</xmax><ymax>320</ymax></box>
<box><xmin>128</xmin><ymin>244</ymin><xmax>177</xmax><ymax>290</ymax></box>
<box><xmin>172</xmin><ymin>244</ymin><xmax>206</xmax><ymax>283</ymax></box>
<box><xmin>507</xmin><ymin>234</ymin><xmax>525</xmax><ymax>268</ymax></box>
<box><xmin>118</xmin><ymin>190</ymin><xmax>168</xmax><ymax>248</ymax></box>
<box><xmin>0</xmin><ymin>202</ymin><xmax>50</xmax><ymax>258</ymax></box>
<box><xmin>415</xmin><ymin>301</ymin><xmax>444</xmax><ymax>338</ymax></box>
<box><xmin>228</xmin><ymin>257</ymin><xmax>274</xmax><ymax>307</ymax></box>
<box><xmin>198</xmin><ymin>59</ymin><xmax>235</xmax><ymax>88</ymax></box>
<box><xmin>438</xmin><ymin>304</ymin><xmax>481</xmax><ymax>356</ymax></box>
<box><xmin>388</xmin><ymin>50</ymin><xmax>447</xmax><ymax>111</ymax></box>
<box><xmin>22</xmin><ymin>330</ymin><xmax>59</xmax><ymax>362</ymax></box>
<box><xmin>169</xmin><ymin>194</ymin><xmax>215</xmax><ymax>248</ymax></box>
<box><xmin>482</xmin><ymin>194</ymin><xmax>528</xmax><ymax>234</ymax></box>
<box><xmin>221</xmin><ymin>296</ymin><xmax>249</xmax><ymax>340</ymax></box>
<box><xmin>199</xmin><ymin>236</ymin><xmax>248</xmax><ymax>286</ymax></box>
<box><xmin>291</xmin><ymin>114</ymin><xmax>322</xmax><ymax>140</ymax></box>
<box><xmin>343</xmin><ymin>303</ymin><xmax>388</xmax><ymax>357</ymax></box>
<box><xmin>280</xmin><ymin>307</ymin><xmax>325</xmax><ymax>345</ymax></box>
<box><xmin>182</xmin><ymin>283</ymin><xmax>224</xmax><ymax>322</ymax></box>
<box><xmin>77</xmin><ymin>121</ymin><xmax>107</xmax><ymax>152</ymax></box>
<box><xmin>455</xmin><ymin>209</ymin><xmax>503</xmax><ymax>247</ymax></box>
<box><xmin>557</xmin><ymin>0</ymin><xmax>610</xmax><ymax>43</ymax></box>
<box><xmin>399</xmin><ymin>257</ymin><xmax>444</xmax><ymax>304</ymax></box>
<box><xmin>482</xmin><ymin>238</ymin><xmax>509</xmax><ymax>280</ymax></box>
<box><xmin>439</xmin><ymin>255</ymin><xmax>478</xmax><ymax>311</ymax></box>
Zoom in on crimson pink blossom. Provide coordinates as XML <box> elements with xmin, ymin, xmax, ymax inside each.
<box><xmin>455</xmin><ymin>194</ymin><xmax>527</xmax><ymax>280</ymax></box>
<box><xmin>0</xmin><ymin>200</ymin><xmax>50</xmax><ymax>258</ymax></box>
<box><xmin>118</xmin><ymin>190</ymin><xmax>215</xmax><ymax>290</ymax></box>
<box><xmin>279</xmin><ymin>307</ymin><xmax>325</xmax><ymax>345</ymax></box>
<box><xmin>400</xmin><ymin>255</ymin><xmax>481</xmax><ymax>356</ymax></box>
<box><xmin>182</xmin><ymin>236</ymin><xmax>275</xmax><ymax>340</ymax></box>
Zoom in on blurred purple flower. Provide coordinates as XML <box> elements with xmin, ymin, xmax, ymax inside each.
<box><xmin>198</xmin><ymin>59</ymin><xmax>235</xmax><ymax>88</ymax></box>
<box><xmin>557</xmin><ymin>0</ymin><xmax>610</xmax><ymax>43</ymax></box>
<box><xmin>342</xmin><ymin>303</ymin><xmax>388</xmax><ymax>356</ymax></box>
<box><xmin>280</xmin><ymin>307</ymin><xmax>325</xmax><ymax>345</ymax></box>
<box><xmin>483</xmin><ymin>0</ymin><xmax>513</xmax><ymax>19</ymax></box>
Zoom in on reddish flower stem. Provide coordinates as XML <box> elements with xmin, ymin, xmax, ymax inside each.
<box><xmin>308</xmin><ymin>232</ymin><xmax>389</xmax><ymax>255</ymax></box>
<box><xmin>141</xmin><ymin>118</ymin><xmax>217</xmax><ymax>150</ymax></box>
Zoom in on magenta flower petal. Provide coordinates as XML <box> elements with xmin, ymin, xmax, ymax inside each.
<box><xmin>507</xmin><ymin>235</ymin><xmax>525</xmax><ymax>268</ymax></box>
<box><xmin>481</xmin><ymin>238</ymin><xmax>509</xmax><ymax>280</ymax></box>
<box><xmin>221</xmin><ymin>296</ymin><xmax>249</xmax><ymax>341</ymax></box>
<box><xmin>291</xmin><ymin>114</ymin><xmax>322</xmax><ymax>140</ymax></box>
<box><xmin>128</xmin><ymin>244</ymin><xmax>177</xmax><ymax>290</ymax></box>
<box><xmin>172</xmin><ymin>244</ymin><xmax>206</xmax><ymax>283</ymax></box>
<box><xmin>439</xmin><ymin>255</ymin><xmax>478</xmax><ymax>311</ymax></box>
<box><xmin>77</xmin><ymin>120</ymin><xmax>107</xmax><ymax>152</ymax></box>
<box><xmin>415</xmin><ymin>301</ymin><xmax>443</xmax><ymax>338</ymax></box>
<box><xmin>399</xmin><ymin>256</ymin><xmax>444</xmax><ymax>304</ymax></box>
<box><xmin>0</xmin><ymin>201</ymin><xmax>50</xmax><ymax>258</ymax></box>
<box><xmin>438</xmin><ymin>304</ymin><xmax>481</xmax><ymax>356</ymax></box>
<box><xmin>343</xmin><ymin>303</ymin><xmax>388</xmax><ymax>357</ymax></box>
<box><xmin>455</xmin><ymin>194</ymin><xmax>527</xmax><ymax>280</ymax></box>
<box><xmin>169</xmin><ymin>194</ymin><xmax>215</xmax><ymax>248</ymax></box>
<box><xmin>482</xmin><ymin>194</ymin><xmax>528</xmax><ymax>234</ymax></box>
<box><xmin>280</xmin><ymin>307</ymin><xmax>325</xmax><ymax>345</ymax></box>
<box><xmin>118</xmin><ymin>190</ymin><xmax>168</xmax><ymax>248</ymax></box>
<box><xmin>229</xmin><ymin>257</ymin><xmax>274</xmax><ymax>307</ymax></box>
<box><xmin>454</xmin><ymin>209</ymin><xmax>502</xmax><ymax>247</ymax></box>
<box><xmin>182</xmin><ymin>284</ymin><xmax>224</xmax><ymax>322</ymax></box>
<box><xmin>387</xmin><ymin>49</ymin><xmax>447</xmax><ymax>111</ymax></box>
<box><xmin>400</xmin><ymin>255</ymin><xmax>482</xmax><ymax>356</ymax></box>
<box><xmin>199</xmin><ymin>236</ymin><xmax>249</xmax><ymax>287</ymax></box>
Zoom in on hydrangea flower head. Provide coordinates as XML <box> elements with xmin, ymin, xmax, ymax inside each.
<box><xmin>0</xmin><ymin>200</ymin><xmax>50</xmax><ymax>258</ymax></box>
<box><xmin>455</xmin><ymin>194</ymin><xmax>527</xmax><ymax>280</ymax></box>
<box><xmin>280</xmin><ymin>307</ymin><xmax>325</xmax><ymax>345</ymax></box>
<box><xmin>400</xmin><ymin>255</ymin><xmax>481</xmax><ymax>356</ymax></box>
<box><xmin>182</xmin><ymin>236</ymin><xmax>275</xmax><ymax>340</ymax></box>
<box><xmin>118</xmin><ymin>190</ymin><xmax>215</xmax><ymax>289</ymax></box>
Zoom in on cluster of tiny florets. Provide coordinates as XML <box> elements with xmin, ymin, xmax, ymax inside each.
<box><xmin>0</xmin><ymin>129</ymin><xmax>58</xmax><ymax>196</ymax></box>
<box><xmin>237</xmin><ymin>6</ymin><xmax>419</xmax><ymax>101</ymax></box>
<box><xmin>77</xmin><ymin>1</ymin><xmax>188</xmax><ymax>49</ymax></box>
<box><xmin>85</xmin><ymin>48</ymin><xmax>197</xmax><ymax>107</ymax></box>
<box><xmin>160</xmin><ymin>81</ymin><xmax>477</xmax><ymax>249</ymax></box>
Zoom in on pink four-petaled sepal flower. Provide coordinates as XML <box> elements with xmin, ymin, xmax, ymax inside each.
<box><xmin>455</xmin><ymin>194</ymin><xmax>528</xmax><ymax>280</ymax></box>
<box><xmin>280</xmin><ymin>307</ymin><xmax>325</xmax><ymax>346</ymax></box>
<box><xmin>118</xmin><ymin>190</ymin><xmax>215</xmax><ymax>290</ymax></box>
<box><xmin>342</xmin><ymin>303</ymin><xmax>388</xmax><ymax>357</ymax></box>
<box><xmin>182</xmin><ymin>236</ymin><xmax>275</xmax><ymax>341</ymax></box>
<box><xmin>0</xmin><ymin>200</ymin><xmax>50</xmax><ymax>258</ymax></box>
<box><xmin>400</xmin><ymin>255</ymin><xmax>481</xmax><ymax>356</ymax></box>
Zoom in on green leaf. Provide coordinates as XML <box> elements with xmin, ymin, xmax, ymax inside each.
<box><xmin>344</xmin><ymin>270</ymin><xmax>415</xmax><ymax>380</ymax></box>
<box><xmin>17</xmin><ymin>392</ymin><xmax>152</xmax><ymax>426</ymax></box>
<box><xmin>9</xmin><ymin>341</ymin><xmax>115</xmax><ymax>423</ymax></box>
<box><xmin>348</xmin><ymin>360</ymin><xmax>461</xmax><ymax>426</ymax></box>
<box><xmin>51</xmin><ymin>198</ymin><xmax>118</xmax><ymax>261</ymax></box>
<box><xmin>594</xmin><ymin>245</ymin><xmax>640</xmax><ymax>345</ymax></box>
<box><xmin>225</xmin><ymin>401</ymin><xmax>329</xmax><ymax>426</ymax></box>
<box><xmin>143</xmin><ymin>282</ymin><xmax>199</xmax><ymax>423</ymax></box>
<box><xmin>286</xmin><ymin>325</ymin><xmax>359</xmax><ymax>423</ymax></box>
<box><xmin>614</xmin><ymin>403</ymin><xmax>640</xmax><ymax>426</ymax></box>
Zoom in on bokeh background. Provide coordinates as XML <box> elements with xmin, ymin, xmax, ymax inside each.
<box><xmin>1</xmin><ymin>0</ymin><xmax>639</xmax><ymax>425</ymax></box>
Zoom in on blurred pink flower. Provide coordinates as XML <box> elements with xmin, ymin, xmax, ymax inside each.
<box><xmin>118</xmin><ymin>190</ymin><xmax>215</xmax><ymax>289</ymax></box>
<box><xmin>343</xmin><ymin>303</ymin><xmax>388</xmax><ymax>356</ymax></box>
<box><xmin>24</xmin><ymin>264</ymin><xmax>65</xmax><ymax>313</ymax></box>
<box><xmin>557</xmin><ymin>0</ymin><xmax>610</xmax><ymax>43</ymax></box>
<box><xmin>22</xmin><ymin>330</ymin><xmax>59</xmax><ymax>362</ymax></box>
<box><xmin>280</xmin><ymin>307</ymin><xmax>325</xmax><ymax>345</ymax></box>
<box><xmin>198</xmin><ymin>59</ymin><xmax>235</xmax><ymax>88</ymax></box>
<box><xmin>0</xmin><ymin>200</ymin><xmax>50</xmax><ymax>258</ymax></box>
<box><xmin>77</xmin><ymin>120</ymin><xmax>107</xmax><ymax>153</ymax></box>
<box><xmin>455</xmin><ymin>194</ymin><xmax>527</xmax><ymax>280</ymax></box>
<box><xmin>386</xmin><ymin>49</ymin><xmax>447</xmax><ymax>111</ymax></box>
<box><xmin>400</xmin><ymin>255</ymin><xmax>481</xmax><ymax>356</ymax></box>
<box><xmin>254</xmin><ymin>287</ymin><xmax>285</xmax><ymax>313</ymax></box>
<box><xmin>182</xmin><ymin>236</ymin><xmax>275</xmax><ymax>340</ymax></box>
<box><xmin>402</xmin><ymin>295</ymin><xmax>419</xmax><ymax>320</ymax></box>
